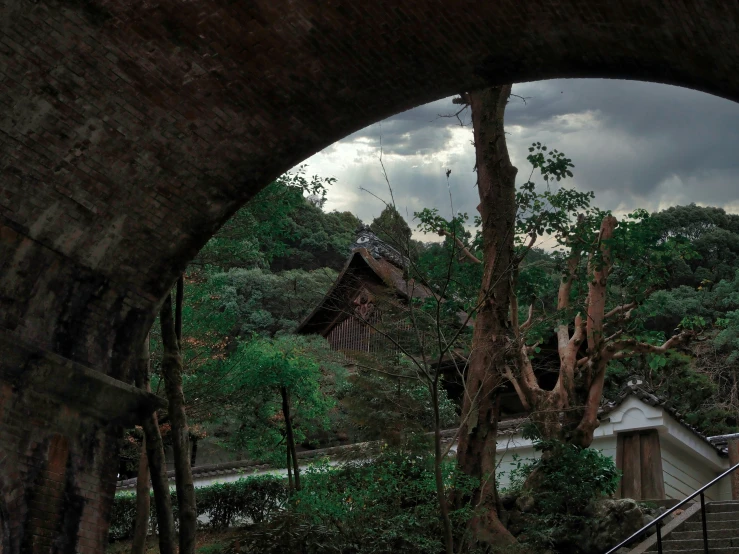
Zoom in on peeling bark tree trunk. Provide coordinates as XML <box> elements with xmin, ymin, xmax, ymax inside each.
<box><xmin>136</xmin><ymin>334</ymin><xmax>175</xmax><ymax>554</ymax></box>
<box><xmin>455</xmin><ymin>85</ymin><xmax>519</xmax><ymax>547</ymax></box>
<box><xmin>160</xmin><ymin>294</ymin><xmax>197</xmax><ymax>554</ymax></box>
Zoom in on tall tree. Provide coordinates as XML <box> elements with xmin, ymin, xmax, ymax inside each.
<box><xmin>160</xmin><ymin>294</ymin><xmax>197</xmax><ymax>554</ymax></box>
<box><xmin>200</xmin><ymin>335</ymin><xmax>342</xmax><ymax>492</ymax></box>
<box><xmin>453</xmin><ymin>85</ymin><xmax>520</xmax><ymax>548</ymax></box>
<box><xmin>370</xmin><ymin>205</ymin><xmax>413</xmax><ymax>250</ymax></box>
<box><xmin>414</xmin><ymin>86</ymin><xmax>697</xmax><ymax>547</ymax></box>
<box><xmin>420</xmin><ymin>143</ymin><xmax>696</xmax><ymax>448</ymax></box>
<box><xmin>135</xmin><ymin>335</ymin><xmax>175</xmax><ymax>554</ymax></box>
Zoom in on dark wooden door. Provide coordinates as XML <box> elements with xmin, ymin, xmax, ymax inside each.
<box><xmin>616</xmin><ymin>429</ymin><xmax>666</xmax><ymax>500</ymax></box>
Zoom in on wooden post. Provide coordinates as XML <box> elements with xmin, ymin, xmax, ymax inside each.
<box><xmin>728</xmin><ymin>438</ymin><xmax>739</xmax><ymax>500</ymax></box>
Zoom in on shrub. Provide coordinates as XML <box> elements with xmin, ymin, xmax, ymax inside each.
<box><xmin>503</xmin><ymin>432</ymin><xmax>621</xmax><ymax>552</ymax></box>
<box><xmin>197</xmin><ymin>476</ymin><xmax>287</xmax><ymax>529</ymax></box>
<box><xmin>108</xmin><ymin>475</ymin><xmax>287</xmax><ymax>541</ymax></box>
<box><xmin>110</xmin><ymin>450</ymin><xmax>480</xmax><ymax>553</ymax></box>
<box><xmin>239</xmin><ymin>450</ymin><xmax>480</xmax><ymax>554</ymax></box>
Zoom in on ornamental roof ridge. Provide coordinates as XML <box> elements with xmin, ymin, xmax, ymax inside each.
<box><xmin>351</xmin><ymin>224</ymin><xmax>409</xmax><ymax>269</ymax></box>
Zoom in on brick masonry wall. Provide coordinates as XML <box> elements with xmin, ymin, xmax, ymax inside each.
<box><xmin>1</xmin><ymin>0</ymin><xmax>739</xmax><ymax>550</ymax></box>
<box><xmin>2</xmin><ymin>0</ymin><xmax>739</xmax><ymax>375</ymax></box>
<box><xmin>0</xmin><ymin>383</ymin><xmax>119</xmax><ymax>554</ymax></box>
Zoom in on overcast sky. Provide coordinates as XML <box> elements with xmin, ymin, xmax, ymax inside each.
<box><xmin>293</xmin><ymin>79</ymin><xmax>739</xmax><ymax>243</ymax></box>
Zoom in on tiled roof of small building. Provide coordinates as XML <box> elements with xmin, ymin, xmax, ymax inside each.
<box><xmin>350</xmin><ymin>224</ymin><xmax>409</xmax><ymax>270</ymax></box>
<box><xmin>601</xmin><ymin>376</ymin><xmax>729</xmax><ymax>456</ymax></box>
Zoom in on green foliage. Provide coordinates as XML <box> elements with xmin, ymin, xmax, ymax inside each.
<box><xmin>197</xmin><ymin>476</ymin><xmax>287</xmax><ymax>528</ymax></box>
<box><xmin>191</xmin><ymin>165</ymin><xmax>358</xmax><ymax>274</ymax></box>
<box><xmin>238</xmin><ymin>450</ymin><xmax>480</xmax><ymax>554</ymax></box>
<box><xmin>108</xmin><ymin>475</ymin><xmax>287</xmax><ymax>541</ymax></box>
<box><xmin>192</xmin><ymin>335</ymin><xmax>345</xmax><ymax>463</ymax></box>
<box><xmin>502</xmin><ymin>433</ymin><xmax>621</xmax><ymax>551</ymax></box>
<box><xmin>193</xmin><ymin>167</ymin><xmax>336</xmax><ymax>270</ymax></box>
<box><xmin>341</xmin><ymin>367</ymin><xmax>458</xmax><ymax>442</ymax></box>
<box><xmin>269</xmin><ymin>204</ymin><xmax>361</xmax><ymax>272</ymax></box>
<box><xmin>187</xmin><ymin>267</ymin><xmax>337</xmax><ymax>340</ymax></box>
<box><xmin>650</xmin><ymin>204</ymin><xmax>739</xmax><ymax>288</ymax></box>
<box><xmin>370</xmin><ymin>205</ymin><xmax>414</xmax><ymax>252</ymax></box>
<box><xmin>197</xmin><ymin>544</ymin><xmax>227</xmax><ymax>554</ymax></box>
<box><xmin>604</xmin><ymin>352</ymin><xmax>735</xmax><ymax>436</ymax></box>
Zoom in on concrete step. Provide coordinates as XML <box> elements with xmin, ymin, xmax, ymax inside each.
<box><xmin>648</xmin><ymin>546</ymin><xmax>739</xmax><ymax>554</ymax></box>
<box><xmin>708</xmin><ymin>502</ymin><xmax>739</xmax><ymax>513</ymax></box>
<box><xmin>661</xmin><ymin>537</ymin><xmax>735</xmax><ymax>550</ymax></box>
<box><xmin>694</xmin><ymin>510</ymin><xmax>739</xmax><ymax>522</ymax></box>
<box><xmin>683</xmin><ymin>520</ymin><xmax>739</xmax><ymax>532</ymax></box>
<box><xmin>670</xmin><ymin>528</ymin><xmax>739</xmax><ymax>541</ymax></box>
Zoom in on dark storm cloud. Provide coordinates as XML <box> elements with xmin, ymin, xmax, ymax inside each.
<box><xmin>507</xmin><ymin>79</ymin><xmax>739</xmax><ymax>201</ymax></box>
<box><xmin>308</xmin><ymin>79</ymin><xmax>739</xmax><ymax>236</ymax></box>
<box><xmin>342</xmin><ymin>97</ymin><xmax>465</xmax><ymax>156</ymax></box>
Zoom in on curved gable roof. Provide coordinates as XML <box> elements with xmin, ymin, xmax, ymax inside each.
<box><xmin>296</xmin><ymin>247</ymin><xmax>432</xmax><ymax>336</ymax></box>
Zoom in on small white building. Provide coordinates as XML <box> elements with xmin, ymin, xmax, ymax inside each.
<box><xmin>495</xmin><ymin>379</ymin><xmax>732</xmax><ymax>501</ymax></box>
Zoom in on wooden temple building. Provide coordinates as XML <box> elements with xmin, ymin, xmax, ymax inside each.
<box><xmin>296</xmin><ymin>224</ymin><xmax>434</xmax><ymax>361</ymax></box>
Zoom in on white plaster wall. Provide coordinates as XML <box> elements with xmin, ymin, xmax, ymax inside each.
<box><xmin>495</xmin><ymin>435</ymin><xmax>617</xmax><ymax>492</ymax></box>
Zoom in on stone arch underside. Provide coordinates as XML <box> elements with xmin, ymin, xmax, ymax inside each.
<box><xmin>1</xmin><ymin>0</ymin><xmax>739</xmax><ymax>549</ymax></box>
<box><xmin>2</xmin><ymin>0</ymin><xmax>739</xmax><ymax>376</ymax></box>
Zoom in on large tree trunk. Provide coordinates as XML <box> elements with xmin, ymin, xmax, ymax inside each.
<box><xmin>131</xmin><ymin>435</ymin><xmax>150</xmax><ymax>554</ymax></box>
<box><xmin>729</xmin><ymin>439</ymin><xmax>739</xmax><ymax>500</ymax></box>
<box><xmin>455</xmin><ymin>85</ymin><xmax>519</xmax><ymax>547</ymax></box>
<box><xmin>160</xmin><ymin>294</ymin><xmax>197</xmax><ymax>554</ymax></box>
<box><xmin>136</xmin><ymin>335</ymin><xmax>176</xmax><ymax>554</ymax></box>
<box><xmin>175</xmin><ymin>274</ymin><xmax>184</xmax><ymax>345</ymax></box>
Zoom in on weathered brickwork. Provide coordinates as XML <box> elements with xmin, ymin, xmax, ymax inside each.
<box><xmin>0</xmin><ymin>0</ymin><xmax>738</xmax><ymax>550</ymax></box>
<box><xmin>0</xmin><ymin>330</ymin><xmax>162</xmax><ymax>552</ymax></box>
<box><xmin>0</xmin><ymin>383</ymin><xmax>120</xmax><ymax>554</ymax></box>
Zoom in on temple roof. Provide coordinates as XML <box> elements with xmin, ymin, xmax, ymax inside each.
<box><xmin>350</xmin><ymin>224</ymin><xmax>409</xmax><ymax>269</ymax></box>
<box><xmin>296</xmin><ymin>225</ymin><xmax>431</xmax><ymax>336</ymax></box>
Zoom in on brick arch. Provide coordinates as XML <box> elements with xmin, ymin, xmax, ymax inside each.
<box><xmin>1</xmin><ymin>0</ymin><xmax>739</xmax><ymax>378</ymax></box>
<box><xmin>1</xmin><ymin>1</ymin><xmax>739</xmax><ymax>546</ymax></box>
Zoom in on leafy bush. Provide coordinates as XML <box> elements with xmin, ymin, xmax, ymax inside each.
<box><xmin>504</xmin><ymin>431</ymin><xmax>621</xmax><ymax>552</ymax></box>
<box><xmin>197</xmin><ymin>476</ymin><xmax>287</xmax><ymax>528</ymax></box>
<box><xmin>238</xmin><ymin>450</ymin><xmax>480</xmax><ymax>554</ymax></box>
<box><xmin>111</xmin><ymin>450</ymin><xmax>480</xmax><ymax>553</ymax></box>
<box><xmin>108</xmin><ymin>475</ymin><xmax>287</xmax><ymax>541</ymax></box>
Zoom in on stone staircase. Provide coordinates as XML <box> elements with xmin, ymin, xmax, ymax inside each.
<box><xmin>639</xmin><ymin>500</ymin><xmax>739</xmax><ymax>553</ymax></box>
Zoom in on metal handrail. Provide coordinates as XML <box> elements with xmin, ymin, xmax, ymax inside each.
<box><xmin>604</xmin><ymin>460</ymin><xmax>739</xmax><ymax>554</ymax></box>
